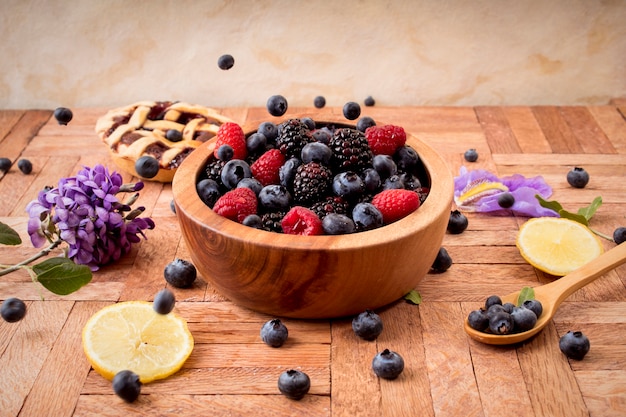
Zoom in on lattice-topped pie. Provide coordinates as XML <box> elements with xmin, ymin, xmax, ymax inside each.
<box><xmin>95</xmin><ymin>101</ymin><xmax>233</xmax><ymax>182</ymax></box>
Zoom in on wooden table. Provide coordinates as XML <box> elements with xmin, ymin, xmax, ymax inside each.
<box><xmin>1</xmin><ymin>103</ymin><xmax>625</xmax><ymax>417</ymax></box>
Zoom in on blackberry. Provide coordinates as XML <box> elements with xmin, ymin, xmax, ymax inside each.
<box><xmin>310</xmin><ymin>196</ymin><xmax>350</xmax><ymax>219</ymax></box>
<box><xmin>292</xmin><ymin>162</ymin><xmax>333</xmax><ymax>204</ymax></box>
<box><xmin>205</xmin><ymin>159</ymin><xmax>226</xmax><ymax>184</ymax></box>
<box><xmin>261</xmin><ymin>211</ymin><xmax>286</xmax><ymax>233</ymax></box>
<box><xmin>276</xmin><ymin>119</ymin><xmax>312</xmax><ymax>159</ymax></box>
<box><xmin>329</xmin><ymin>128</ymin><xmax>373</xmax><ymax>173</ymax></box>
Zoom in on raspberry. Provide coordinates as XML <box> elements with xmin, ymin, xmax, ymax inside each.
<box><xmin>250</xmin><ymin>149</ymin><xmax>285</xmax><ymax>186</ymax></box>
<box><xmin>371</xmin><ymin>189</ymin><xmax>420</xmax><ymax>224</ymax></box>
<box><xmin>281</xmin><ymin>206</ymin><xmax>324</xmax><ymax>236</ymax></box>
<box><xmin>213</xmin><ymin>187</ymin><xmax>257</xmax><ymax>223</ymax></box>
<box><xmin>365</xmin><ymin>125</ymin><xmax>407</xmax><ymax>156</ymax></box>
<box><xmin>214</xmin><ymin>122</ymin><xmax>247</xmax><ymax>160</ymax></box>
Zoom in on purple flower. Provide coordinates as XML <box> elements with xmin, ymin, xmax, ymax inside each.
<box><xmin>454</xmin><ymin>166</ymin><xmax>557</xmax><ymax>217</ymax></box>
<box><xmin>25</xmin><ymin>164</ymin><xmax>154</xmax><ymax>270</ymax></box>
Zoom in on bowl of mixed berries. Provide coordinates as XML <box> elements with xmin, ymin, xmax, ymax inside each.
<box><xmin>172</xmin><ymin>114</ymin><xmax>453</xmax><ymax>318</ymax></box>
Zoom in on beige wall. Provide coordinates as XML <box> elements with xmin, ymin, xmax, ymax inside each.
<box><xmin>1</xmin><ymin>0</ymin><xmax>625</xmax><ymax>109</ymax></box>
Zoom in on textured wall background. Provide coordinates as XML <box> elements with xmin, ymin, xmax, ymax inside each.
<box><xmin>1</xmin><ymin>0</ymin><xmax>625</xmax><ymax>109</ymax></box>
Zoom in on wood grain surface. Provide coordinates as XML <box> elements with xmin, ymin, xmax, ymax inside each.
<box><xmin>0</xmin><ymin>104</ymin><xmax>625</xmax><ymax>417</ymax></box>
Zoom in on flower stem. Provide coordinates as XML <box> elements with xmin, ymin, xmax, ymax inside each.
<box><xmin>0</xmin><ymin>238</ymin><xmax>63</xmax><ymax>276</ymax></box>
<box><xmin>590</xmin><ymin>227</ymin><xmax>614</xmax><ymax>242</ymax></box>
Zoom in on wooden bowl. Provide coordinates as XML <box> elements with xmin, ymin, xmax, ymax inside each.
<box><xmin>172</xmin><ymin>119</ymin><xmax>453</xmax><ymax>319</ymax></box>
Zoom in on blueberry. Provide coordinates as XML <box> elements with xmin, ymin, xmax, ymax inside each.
<box><xmin>447</xmin><ymin>210</ymin><xmax>468</xmax><ymax>234</ymax></box>
<box><xmin>356</xmin><ymin>116</ymin><xmax>376</xmax><ymax>132</ymax></box>
<box><xmin>342</xmin><ymin>101</ymin><xmax>361</xmax><ymax>120</ymax></box>
<box><xmin>53</xmin><ymin>107</ymin><xmax>73</xmax><ymax>125</ymax></box>
<box><xmin>165</xmin><ymin>129</ymin><xmax>183</xmax><ymax>142</ymax></box>
<box><xmin>196</xmin><ymin>178</ymin><xmax>221</xmax><ymax>208</ymax></box>
<box><xmin>511</xmin><ymin>306</ymin><xmax>537</xmax><ymax>332</ymax></box>
<box><xmin>372</xmin><ymin>154</ymin><xmax>397</xmax><ymax>180</ymax></box>
<box><xmin>18</xmin><ymin>159</ymin><xmax>33</xmax><ymax>175</ymax></box>
<box><xmin>361</xmin><ymin>168</ymin><xmax>381</xmax><ymax>192</ymax></box>
<box><xmin>394</xmin><ymin>145</ymin><xmax>419</xmax><ymax>172</ymax></box>
<box><xmin>332</xmin><ymin>171</ymin><xmax>365</xmax><ymax>200</ymax></box>
<box><xmin>242</xmin><ymin>214</ymin><xmax>263</xmax><ymax>228</ymax></box>
<box><xmin>221</xmin><ymin>159</ymin><xmax>251</xmax><ymax>189</ymax></box>
<box><xmin>502</xmin><ymin>302</ymin><xmax>516</xmax><ymax>314</ymax></box>
<box><xmin>112</xmin><ymin>370</ymin><xmax>141</xmax><ymax>403</ymax></box>
<box><xmin>431</xmin><ymin>247</ymin><xmax>452</xmax><ymax>272</ymax></box>
<box><xmin>372</xmin><ymin>349</ymin><xmax>404</xmax><ymax>380</ymax></box>
<box><xmin>497</xmin><ymin>192</ymin><xmax>515</xmax><ymax>208</ymax></box>
<box><xmin>1</xmin><ymin>297</ymin><xmax>27</xmax><ymax>322</ymax></box>
<box><xmin>311</xmin><ymin>128</ymin><xmax>332</xmax><ymax>144</ymax></box>
<box><xmin>257</xmin><ymin>121</ymin><xmax>278</xmax><ymax>141</ymax></box>
<box><xmin>259</xmin><ymin>185</ymin><xmax>292</xmax><ymax>211</ymax></box>
<box><xmin>300</xmin><ymin>117</ymin><xmax>315</xmax><ymax>131</ymax></box>
<box><xmin>364</xmin><ymin>96</ymin><xmax>376</xmax><ymax>107</ymax></box>
<box><xmin>559</xmin><ymin>330</ymin><xmax>590</xmax><ymax>360</ymax></box>
<box><xmin>217</xmin><ymin>54</ymin><xmax>235</xmax><ymax>70</ymax></box>
<box><xmin>237</xmin><ymin>177</ymin><xmax>263</xmax><ymax>195</ymax></box>
<box><xmin>216</xmin><ymin>144</ymin><xmax>234</xmax><ymax>161</ymax></box>
<box><xmin>488</xmin><ymin>311</ymin><xmax>514</xmax><ymax>335</ymax></box>
<box><xmin>246</xmin><ymin>132</ymin><xmax>267</xmax><ymax>155</ymax></box>
<box><xmin>135</xmin><ymin>155</ymin><xmax>159</xmax><ymax>178</ymax></box>
<box><xmin>613</xmin><ymin>227</ymin><xmax>626</xmax><ymax>244</ymax></box>
<box><xmin>277</xmin><ymin>369</ymin><xmax>310</xmax><ymax>400</ymax></box>
<box><xmin>164</xmin><ymin>258</ymin><xmax>197</xmax><ymax>288</ymax></box>
<box><xmin>383</xmin><ymin>175</ymin><xmax>405</xmax><ymax>190</ymax></box>
<box><xmin>467</xmin><ymin>309</ymin><xmax>489</xmax><ymax>332</ymax></box>
<box><xmin>484</xmin><ymin>295</ymin><xmax>502</xmax><ymax>309</ymax></box>
<box><xmin>301</xmin><ymin>142</ymin><xmax>332</xmax><ymax>165</ymax></box>
<box><xmin>267</xmin><ymin>95</ymin><xmax>288</xmax><ymax>117</ymax></box>
<box><xmin>398</xmin><ymin>173</ymin><xmax>421</xmax><ymax>191</ymax></box>
<box><xmin>352</xmin><ymin>203</ymin><xmax>383</xmax><ymax>231</ymax></box>
<box><xmin>486</xmin><ymin>303</ymin><xmax>506</xmax><ymax>319</ymax></box>
<box><xmin>464</xmin><ymin>148</ymin><xmax>478</xmax><ymax>162</ymax></box>
<box><xmin>170</xmin><ymin>199</ymin><xmax>176</xmax><ymax>214</ymax></box>
<box><xmin>322</xmin><ymin>213</ymin><xmax>355</xmax><ymax>235</ymax></box>
<box><xmin>567</xmin><ymin>167</ymin><xmax>589</xmax><ymax>188</ymax></box>
<box><xmin>522</xmin><ymin>299</ymin><xmax>543</xmax><ymax>318</ymax></box>
<box><xmin>279</xmin><ymin>158</ymin><xmax>301</xmax><ymax>190</ymax></box>
<box><xmin>352</xmin><ymin>309</ymin><xmax>383</xmax><ymax>340</ymax></box>
<box><xmin>260</xmin><ymin>318</ymin><xmax>289</xmax><ymax>347</ymax></box>
<box><xmin>313</xmin><ymin>95</ymin><xmax>326</xmax><ymax>108</ymax></box>
<box><xmin>0</xmin><ymin>157</ymin><xmax>12</xmax><ymax>173</ymax></box>
<box><xmin>153</xmin><ymin>289</ymin><xmax>175</xmax><ymax>315</ymax></box>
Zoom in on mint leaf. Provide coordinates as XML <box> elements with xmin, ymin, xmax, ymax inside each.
<box><xmin>404</xmin><ymin>290</ymin><xmax>422</xmax><ymax>305</ymax></box>
<box><xmin>0</xmin><ymin>221</ymin><xmax>22</xmax><ymax>245</ymax></box>
<box><xmin>559</xmin><ymin>211</ymin><xmax>589</xmax><ymax>226</ymax></box>
<box><xmin>577</xmin><ymin>196</ymin><xmax>602</xmax><ymax>221</ymax></box>
<box><xmin>516</xmin><ymin>286</ymin><xmax>535</xmax><ymax>306</ymax></box>
<box><xmin>536</xmin><ymin>195</ymin><xmax>563</xmax><ymax>213</ymax></box>
<box><xmin>33</xmin><ymin>257</ymin><xmax>92</xmax><ymax>295</ymax></box>
<box><xmin>535</xmin><ymin>195</ymin><xmax>604</xmax><ymax>227</ymax></box>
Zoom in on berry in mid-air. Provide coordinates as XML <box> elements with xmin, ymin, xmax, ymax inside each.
<box><xmin>559</xmin><ymin>330</ymin><xmax>590</xmax><ymax>360</ymax></box>
<box><xmin>18</xmin><ymin>159</ymin><xmax>33</xmax><ymax>175</ymax></box>
<box><xmin>566</xmin><ymin>167</ymin><xmax>589</xmax><ymax>188</ymax></box>
<box><xmin>260</xmin><ymin>318</ymin><xmax>289</xmax><ymax>347</ymax></box>
<box><xmin>267</xmin><ymin>95</ymin><xmax>288</xmax><ymax>117</ymax></box>
<box><xmin>352</xmin><ymin>309</ymin><xmax>383</xmax><ymax>340</ymax></box>
<box><xmin>356</xmin><ymin>116</ymin><xmax>376</xmax><ymax>132</ymax></box>
<box><xmin>1</xmin><ymin>297</ymin><xmax>27</xmax><ymax>322</ymax></box>
<box><xmin>464</xmin><ymin>148</ymin><xmax>478</xmax><ymax>162</ymax></box>
<box><xmin>343</xmin><ymin>101</ymin><xmax>361</xmax><ymax>120</ymax></box>
<box><xmin>277</xmin><ymin>369</ymin><xmax>310</xmax><ymax>400</ymax></box>
<box><xmin>431</xmin><ymin>247</ymin><xmax>452</xmax><ymax>272</ymax></box>
<box><xmin>250</xmin><ymin>149</ymin><xmax>285</xmax><ymax>186</ymax></box>
<box><xmin>614</xmin><ymin>227</ymin><xmax>626</xmax><ymax>244</ymax></box>
<box><xmin>164</xmin><ymin>258</ymin><xmax>197</xmax><ymax>288</ymax></box>
<box><xmin>53</xmin><ymin>107</ymin><xmax>73</xmax><ymax>125</ymax></box>
<box><xmin>214</xmin><ymin>122</ymin><xmax>247</xmax><ymax>160</ymax></box>
<box><xmin>281</xmin><ymin>206</ymin><xmax>324</xmax><ymax>236</ymax></box>
<box><xmin>372</xmin><ymin>349</ymin><xmax>404</xmax><ymax>379</ymax></box>
<box><xmin>165</xmin><ymin>129</ymin><xmax>183</xmax><ymax>142</ymax></box>
<box><xmin>112</xmin><ymin>370</ymin><xmax>141</xmax><ymax>403</ymax></box>
<box><xmin>365</xmin><ymin>124</ymin><xmax>407</xmax><ymax>156</ymax></box>
<box><xmin>217</xmin><ymin>54</ymin><xmax>235</xmax><ymax>70</ymax></box>
<box><xmin>447</xmin><ymin>210</ymin><xmax>468</xmax><ymax>234</ymax></box>
<box><xmin>153</xmin><ymin>289</ymin><xmax>176</xmax><ymax>315</ymax></box>
<box><xmin>135</xmin><ymin>155</ymin><xmax>159</xmax><ymax>178</ymax></box>
<box><xmin>364</xmin><ymin>95</ymin><xmax>376</xmax><ymax>107</ymax></box>
<box><xmin>313</xmin><ymin>95</ymin><xmax>326</xmax><ymax>108</ymax></box>
<box><xmin>371</xmin><ymin>189</ymin><xmax>420</xmax><ymax>224</ymax></box>
<box><xmin>0</xmin><ymin>157</ymin><xmax>12</xmax><ymax>173</ymax></box>
<box><xmin>213</xmin><ymin>187</ymin><xmax>258</xmax><ymax>223</ymax></box>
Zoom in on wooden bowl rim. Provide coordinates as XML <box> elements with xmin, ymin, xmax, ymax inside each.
<box><xmin>172</xmin><ymin>118</ymin><xmax>453</xmax><ymax>251</ymax></box>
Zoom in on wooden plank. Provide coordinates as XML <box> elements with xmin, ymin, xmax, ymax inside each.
<box><xmin>0</xmin><ymin>110</ymin><xmax>52</xmax><ymax>173</ymax></box>
<box><xmin>532</xmin><ymin>106</ymin><xmax>584</xmax><ymax>153</ymax></box>
<box><xmin>574</xmin><ymin>370</ymin><xmax>626</xmax><ymax>417</ymax></box>
<box><xmin>475</xmin><ymin>106</ymin><xmax>522</xmax><ymax>154</ymax></box>
<box><xmin>18</xmin><ymin>301</ymin><xmax>107</xmax><ymax>417</ymax></box>
<box><xmin>587</xmin><ymin>106</ymin><xmax>626</xmax><ymax>154</ymax></box>
<box><xmin>559</xmin><ymin>106</ymin><xmax>617</xmax><ymax>154</ymax></box>
<box><xmin>502</xmin><ymin>106</ymin><xmax>552</xmax><ymax>153</ymax></box>
<box><xmin>0</xmin><ymin>301</ymin><xmax>73</xmax><ymax>417</ymax></box>
<box><xmin>0</xmin><ymin>110</ymin><xmax>26</xmax><ymax>143</ymax></box>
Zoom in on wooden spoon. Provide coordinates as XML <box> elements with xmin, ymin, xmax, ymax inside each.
<box><xmin>465</xmin><ymin>242</ymin><xmax>626</xmax><ymax>345</ymax></box>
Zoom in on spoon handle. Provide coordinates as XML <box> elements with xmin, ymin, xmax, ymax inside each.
<box><xmin>540</xmin><ymin>243</ymin><xmax>626</xmax><ymax>308</ymax></box>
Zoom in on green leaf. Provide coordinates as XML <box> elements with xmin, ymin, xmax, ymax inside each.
<box><xmin>0</xmin><ymin>221</ymin><xmax>22</xmax><ymax>245</ymax></box>
<box><xmin>559</xmin><ymin>211</ymin><xmax>589</xmax><ymax>226</ymax></box>
<box><xmin>535</xmin><ymin>195</ymin><xmax>604</xmax><ymax>227</ymax></box>
<box><xmin>516</xmin><ymin>286</ymin><xmax>535</xmax><ymax>306</ymax></box>
<box><xmin>33</xmin><ymin>257</ymin><xmax>92</xmax><ymax>295</ymax></box>
<box><xmin>577</xmin><ymin>196</ymin><xmax>602</xmax><ymax>221</ymax></box>
<box><xmin>404</xmin><ymin>290</ymin><xmax>422</xmax><ymax>305</ymax></box>
<box><xmin>536</xmin><ymin>195</ymin><xmax>563</xmax><ymax>213</ymax></box>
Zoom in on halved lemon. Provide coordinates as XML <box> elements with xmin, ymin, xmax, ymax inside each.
<box><xmin>516</xmin><ymin>217</ymin><xmax>604</xmax><ymax>276</ymax></box>
<box><xmin>82</xmin><ymin>301</ymin><xmax>194</xmax><ymax>383</ymax></box>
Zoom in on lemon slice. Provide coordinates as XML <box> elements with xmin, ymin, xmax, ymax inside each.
<box><xmin>82</xmin><ymin>301</ymin><xmax>194</xmax><ymax>383</ymax></box>
<box><xmin>516</xmin><ymin>217</ymin><xmax>604</xmax><ymax>276</ymax></box>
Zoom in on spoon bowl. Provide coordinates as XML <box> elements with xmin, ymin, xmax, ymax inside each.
<box><xmin>465</xmin><ymin>242</ymin><xmax>626</xmax><ymax>345</ymax></box>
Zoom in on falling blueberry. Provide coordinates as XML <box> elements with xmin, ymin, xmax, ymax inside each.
<box><xmin>153</xmin><ymin>289</ymin><xmax>176</xmax><ymax>315</ymax></box>
<box><xmin>112</xmin><ymin>370</ymin><xmax>141</xmax><ymax>403</ymax></box>
<box><xmin>135</xmin><ymin>155</ymin><xmax>159</xmax><ymax>179</ymax></box>
<box><xmin>53</xmin><ymin>107</ymin><xmax>73</xmax><ymax>125</ymax></box>
<box><xmin>267</xmin><ymin>95</ymin><xmax>288</xmax><ymax>117</ymax></box>
<box><xmin>313</xmin><ymin>96</ymin><xmax>326</xmax><ymax>108</ymax></box>
<box><xmin>343</xmin><ymin>101</ymin><xmax>361</xmax><ymax>120</ymax></box>
<box><xmin>364</xmin><ymin>96</ymin><xmax>376</xmax><ymax>107</ymax></box>
<box><xmin>217</xmin><ymin>54</ymin><xmax>235</xmax><ymax>70</ymax></box>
